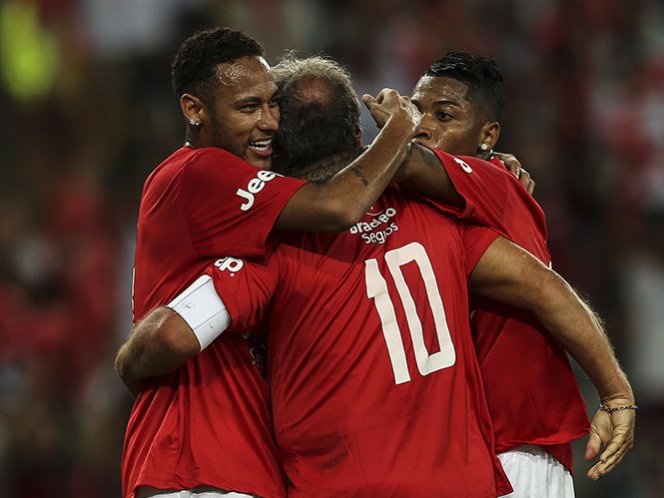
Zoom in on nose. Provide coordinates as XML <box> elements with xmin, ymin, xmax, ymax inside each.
<box><xmin>413</xmin><ymin>124</ymin><xmax>432</xmax><ymax>142</ymax></box>
<box><xmin>258</xmin><ymin>105</ymin><xmax>279</xmax><ymax>132</ymax></box>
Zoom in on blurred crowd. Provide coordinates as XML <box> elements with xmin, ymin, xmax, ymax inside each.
<box><xmin>0</xmin><ymin>0</ymin><xmax>662</xmax><ymax>496</ymax></box>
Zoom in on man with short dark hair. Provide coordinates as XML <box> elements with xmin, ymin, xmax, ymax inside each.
<box><xmin>409</xmin><ymin>51</ymin><xmax>634</xmax><ymax>496</ymax></box>
<box><xmin>118</xmin><ymin>27</ymin><xmax>420</xmax><ymax>498</ymax></box>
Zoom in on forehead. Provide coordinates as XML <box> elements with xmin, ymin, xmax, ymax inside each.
<box><xmin>213</xmin><ymin>56</ymin><xmax>277</xmax><ymax>100</ymax></box>
<box><xmin>412</xmin><ymin>76</ymin><xmax>470</xmax><ymax>105</ymax></box>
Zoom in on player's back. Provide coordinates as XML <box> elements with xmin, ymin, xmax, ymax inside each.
<box><xmin>266</xmin><ymin>188</ymin><xmax>510</xmax><ymax>497</ymax></box>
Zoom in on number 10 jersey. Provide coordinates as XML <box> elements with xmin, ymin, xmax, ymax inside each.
<box><xmin>206</xmin><ymin>187</ymin><xmax>511</xmax><ymax>498</ymax></box>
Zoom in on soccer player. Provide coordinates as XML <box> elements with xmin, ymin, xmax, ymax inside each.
<box><xmin>407</xmin><ymin>51</ymin><xmax>636</xmax><ymax>495</ymax></box>
<box><xmin>117</xmin><ymin>28</ymin><xmax>420</xmax><ymax>498</ymax></box>
<box><xmin>122</xmin><ymin>56</ymin><xmax>634</xmax><ymax>497</ymax></box>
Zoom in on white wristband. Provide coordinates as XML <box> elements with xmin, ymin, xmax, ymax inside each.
<box><xmin>167</xmin><ymin>275</ymin><xmax>230</xmax><ymax>350</ymax></box>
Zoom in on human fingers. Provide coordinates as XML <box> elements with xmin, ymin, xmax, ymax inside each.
<box><xmin>596</xmin><ymin>412</ymin><xmax>635</xmax><ymax>470</ymax></box>
<box><xmin>588</xmin><ymin>437</ymin><xmax>630</xmax><ymax>480</ymax></box>
<box><xmin>397</xmin><ymin>94</ymin><xmax>421</xmax><ymax>121</ymax></box>
<box><xmin>362</xmin><ymin>94</ymin><xmax>376</xmax><ymax>108</ymax></box>
<box><xmin>374</xmin><ymin>88</ymin><xmax>397</xmax><ymax>105</ymax></box>
<box><xmin>493</xmin><ymin>152</ymin><xmax>521</xmax><ymax>178</ymax></box>
<box><xmin>363</xmin><ymin>91</ymin><xmax>396</xmax><ymax>128</ymax></box>
<box><xmin>585</xmin><ymin>409</ymin><xmax>635</xmax><ymax>480</ymax></box>
<box><xmin>518</xmin><ymin>168</ymin><xmax>533</xmax><ymax>192</ymax></box>
<box><xmin>585</xmin><ymin>430</ymin><xmax>602</xmax><ymax>462</ymax></box>
<box><xmin>584</xmin><ymin>409</ymin><xmax>610</xmax><ymax>480</ymax></box>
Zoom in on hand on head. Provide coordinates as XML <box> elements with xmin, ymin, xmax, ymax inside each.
<box><xmin>362</xmin><ymin>89</ymin><xmax>421</xmax><ymax>134</ymax></box>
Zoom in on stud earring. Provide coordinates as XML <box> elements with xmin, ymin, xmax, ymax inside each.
<box><xmin>480</xmin><ymin>143</ymin><xmax>489</xmax><ymax>151</ymax></box>
<box><xmin>189</xmin><ymin>118</ymin><xmax>202</xmax><ymax>127</ymax></box>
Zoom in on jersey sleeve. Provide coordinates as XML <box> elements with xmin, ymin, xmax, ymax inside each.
<box><xmin>460</xmin><ymin>223</ymin><xmax>502</xmax><ymax>276</ymax></box>
<box><xmin>179</xmin><ymin>147</ymin><xmax>307</xmax><ymax>259</ymax></box>
<box><xmin>206</xmin><ymin>252</ymin><xmax>280</xmax><ymax>334</ymax></box>
<box><xmin>424</xmin><ymin>148</ymin><xmax>540</xmax><ymax>233</ymax></box>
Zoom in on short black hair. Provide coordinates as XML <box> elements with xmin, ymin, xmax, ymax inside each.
<box><xmin>171</xmin><ymin>27</ymin><xmax>264</xmax><ymax>104</ymax></box>
<box><xmin>424</xmin><ymin>51</ymin><xmax>505</xmax><ymax>122</ymax></box>
<box><xmin>271</xmin><ymin>55</ymin><xmax>361</xmax><ymax>176</ymax></box>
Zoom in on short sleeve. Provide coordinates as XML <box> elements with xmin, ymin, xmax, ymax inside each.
<box><xmin>430</xmin><ymin>148</ymin><xmax>551</xmax><ymax>263</ymax></box>
<box><xmin>461</xmin><ymin>223</ymin><xmax>503</xmax><ymax>276</ymax></box>
<box><xmin>207</xmin><ymin>251</ymin><xmax>280</xmax><ymax>333</ymax></box>
<box><xmin>180</xmin><ymin>147</ymin><xmax>307</xmax><ymax>259</ymax></box>
<box><xmin>422</xmin><ymin>148</ymin><xmax>512</xmax><ymax>229</ymax></box>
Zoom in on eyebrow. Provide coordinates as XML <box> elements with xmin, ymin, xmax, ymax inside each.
<box><xmin>431</xmin><ymin>99</ymin><xmax>463</xmax><ymax>109</ymax></box>
<box><xmin>411</xmin><ymin>97</ymin><xmax>463</xmax><ymax>109</ymax></box>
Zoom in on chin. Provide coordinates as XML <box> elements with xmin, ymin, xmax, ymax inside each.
<box><xmin>248</xmin><ymin>158</ymin><xmax>272</xmax><ymax>170</ymax></box>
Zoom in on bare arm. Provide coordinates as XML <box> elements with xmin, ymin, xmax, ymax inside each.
<box><xmin>395</xmin><ymin>144</ymin><xmax>463</xmax><ymax>206</ymax></box>
<box><xmin>276</xmin><ymin>89</ymin><xmax>420</xmax><ymax>232</ymax></box>
<box><xmin>470</xmin><ymin>235</ymin><xmax>635</xmax><ymax>480</ymax></box>
<box><xmin>115</xmin><ymin>307</ymin><xmax>199</xmax><ymax>397</ymax></box>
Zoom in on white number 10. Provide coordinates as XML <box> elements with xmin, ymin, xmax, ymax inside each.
<box><xmin>365</xmin><ymin>242</ymin><xmax>456</xmax><ymax>385</ymax></box>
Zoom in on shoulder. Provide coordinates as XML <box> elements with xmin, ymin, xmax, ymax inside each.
<box><xmin>184</xmin><ymin>147</ymin><xmax>252</xmax><ymax>173</ymax></box>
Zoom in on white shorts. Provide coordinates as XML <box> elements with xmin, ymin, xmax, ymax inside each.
<box><xmin>145</xmin><ymin>491</ymin><xmax>254</xmax><ymax>498</ymax></box>
<box><xmin>498</xmin><ymin>445</ymin><xmax>574</xmax><ymax>498</ymax></box>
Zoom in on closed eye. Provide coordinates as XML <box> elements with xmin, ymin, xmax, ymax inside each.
<box><xmin>239</xmin><ymin>103</ymin><xmax>259</xmax><ymax>112</ymax></box>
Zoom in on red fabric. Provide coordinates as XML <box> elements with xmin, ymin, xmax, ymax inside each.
<box><xmin>212</xmin><ymin>188</ymin><xmax>512</xmax><ymax>498</ymax></box>
<box><xmin>428</xmin><ymin>148</ymin><xmax>590</xmax><ymax>473</ymax></box>
<box><xmin>132</xmin><ymin>146</ymin><xmax>306</xmax><ymax>319</ymax></box>
<box><xmin>124</xmin><ymin>146</ymin><xmax>305</xmax><ymax>498</ymax></box>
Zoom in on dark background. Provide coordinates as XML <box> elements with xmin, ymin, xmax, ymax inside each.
<box><xmin>0</xmin><ymin>1</ymin><xmax>662</xmax><ymax>496</ymax></box>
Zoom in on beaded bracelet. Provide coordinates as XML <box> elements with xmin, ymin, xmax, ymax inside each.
<box><xmin>599</xmin><ymin>403</ymin><xmax>638</xmax><ymax>413</ymax></box>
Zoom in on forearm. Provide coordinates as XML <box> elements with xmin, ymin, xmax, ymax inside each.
<box><xmin>396</xmin><ymin>144</ymin><xmax>463</xmax><ymax>206</ymax></box>
<box><xmin>471</xmin><ymin>237</ymin><xmax>633</xmax><ymax>404</ymax></box>
<box><xmin>530</xmin><ymin>272</ymin><xmax>633</xmax><ymax>402</ymax></box>
<box><xmin>115</xmin><ymin>307</ymin><xmax>199</xmax><ymax>395</ymax></box>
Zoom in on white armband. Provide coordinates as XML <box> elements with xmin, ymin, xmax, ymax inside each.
<box><xmin>167</xmin><ymin>275</ymin><xmax>231</xmax><ymax>350</ymax></box>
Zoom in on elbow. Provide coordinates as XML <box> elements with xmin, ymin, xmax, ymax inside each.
<box><xmin>318</xmin><ymin>200</ymin><xmax>364</xmax><ymax>232</ymax></box>
<box><xmin>157</xmin><ymin>312</ymin><xmax>201</xmax><ymax>360</ymax></box>
<box><xmin>114</xmin><ymin>346</ymin><xmax>129</xmax><ymax>383</ymax></box>
<box><xmin>526</xmin><ymin>269</ymin><xmax>574</xmax><ymax>320</ymax></box>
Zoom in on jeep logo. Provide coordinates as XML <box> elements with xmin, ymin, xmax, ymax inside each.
<box><xmin>236</xmin><ymin>170</ymin><xmax>281</xmax><ymax>211</ymax></box>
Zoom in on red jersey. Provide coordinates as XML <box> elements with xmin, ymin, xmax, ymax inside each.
<box><xmin>427</xmin><ymin>149</ymin><xmax>590</xmax><ymax>472</ymax></box>
<box><xmin>209</xmin><ymin>188</ymin><xmax>512</xmax><ymax>498</ymax></box>
<box><xmin>124</xmin><ymin>146</ymin><xmax>306</xmax><ymax>498</ymax></box>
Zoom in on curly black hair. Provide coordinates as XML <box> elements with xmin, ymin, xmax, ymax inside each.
<box><xmin>424</xmin><ymin>51</ymin><xmax>505</xmax><ymax>123</ymax></box>
<box><xmin>171</xmin><ymin>27</ymin><xmax>264</xmax><ymax>104</ymax></box>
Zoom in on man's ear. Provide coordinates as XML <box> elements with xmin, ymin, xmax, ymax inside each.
<box><xmin>479</xmin><ymin>121</ymin><xmax>501</xmax><ymax>151</ymax></box>
<box><xmin>180</xmin><ymin>93</ymin><xmax>206</xmax><ymax>126</ymax></box>
<box><xmin>355</xmin><ymin>127</ymin><xmax>363</xmax><ymax>148</ymax></box>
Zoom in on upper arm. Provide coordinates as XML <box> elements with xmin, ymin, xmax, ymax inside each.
<box><xmin>180</xmin><ymin>149</ymin><xmax>306</xmax><ymax>257</ymax></box>
<box><xmin>469</xmin><ymin>235</ymin><xmax>557</xmax><ymax>310</ymax></box>
<box><xmin>208</xmin><ymin>254</ymin><xmax>279</xmax><ymax>332</ymax></box>
<box><xmin>167</xmin><ymin>274</ymin><xmax>231</xmax><ymax>350</ymax></box>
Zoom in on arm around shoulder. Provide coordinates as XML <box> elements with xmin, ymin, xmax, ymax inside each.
<box><xmin>115</xmin><ymin>307</ymin><xmax>201</xmax><ymax>397</ymax></box>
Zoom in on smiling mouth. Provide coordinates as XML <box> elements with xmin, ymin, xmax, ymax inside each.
<box><xmin>249</xmin><ymin>138</ymin><xmax>273</xmax><ymax>156</ymax></box>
